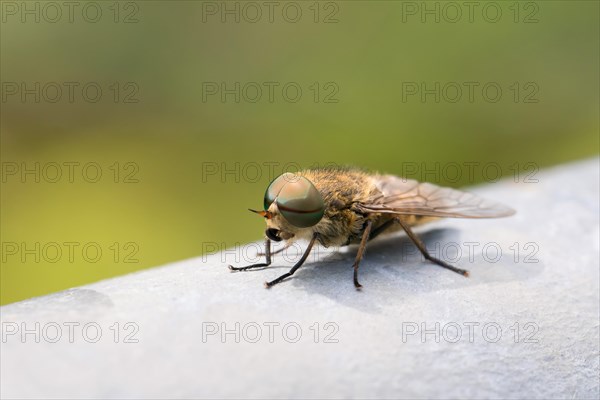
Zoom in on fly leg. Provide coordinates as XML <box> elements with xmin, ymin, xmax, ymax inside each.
<box><xmin>368</xmin><ymin>219</ymin><xmax>395</xmax><ymax>242</ymax></box>
<box><xmin>264</xmin><ymin>233</ymin><xmax>318</xmax><ymax>288</ymax></box>
<box><xmin>395</xmin><ymin>218</ymin><xmax>469</xmax><ymax>277</ymax></box>
<box><xmin>353</xmin><ymin>220</ymin><xmax>373</xmax><ymax>289</ymax></box>
<box><xmin>228</xmin><ymin>237</ymin><xmax>272</xmax><ymax>271</ymax></box>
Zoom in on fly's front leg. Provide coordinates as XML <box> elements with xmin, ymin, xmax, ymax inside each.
<box><xmin>353</xmin><ymin>220</ymin><xmax>373</xmax><ymax>289</ymax></box>
<box><xmin>264</xmin><ymin>233</ymin><xmax>318</xmax><ymax>288</ymax></box>
<box><xmin>395</xmin><ymin>217</ymin><xmax>469</xmax><ymax>277</ymax></box>
<box><xmin>228</xmin><ymin>237</ymin><xmax>272</xmax><ymax>271</ymax></box>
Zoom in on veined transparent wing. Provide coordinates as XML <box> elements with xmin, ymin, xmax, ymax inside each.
<box><xmin>357</xmin><ymin>175</ymin><xmax>515</xmax><ymax>219</ymax></box>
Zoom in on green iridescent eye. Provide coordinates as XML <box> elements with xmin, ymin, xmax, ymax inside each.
<box><xmin>264</xmin><ymin>173</ymin><xmax>297</xmax><ymax>211</ymax></box>
<box><xmin>275</xmin><ymin>176</ymin><xmax>325</xmax><ymax>228</ymax></box>
<box><xmin>263</xmin><ymin>173</ymin><xmax>325</xmax><ymax>228</ymax></box>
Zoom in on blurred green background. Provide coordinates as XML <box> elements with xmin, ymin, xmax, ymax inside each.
<box><xmin>1</xmin><ymin>1</ymin><xmax>598</xmax><ymax>305</ymax></box>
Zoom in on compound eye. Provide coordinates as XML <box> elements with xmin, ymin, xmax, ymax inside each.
<box><xmin>276</xmin><ymin>176</ymin><xmax>324</xmax><ymax>228</ymax></box>
<box><xmin>263</xmin><ymin>172</ymin><xmax>297</xmax><ymax>211</ymax></box>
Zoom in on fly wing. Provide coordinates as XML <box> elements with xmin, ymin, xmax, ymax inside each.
<box><xmin>357</xmin><ymin>175</ymin><xmax>515</xmax><ymax>219</ymax></box>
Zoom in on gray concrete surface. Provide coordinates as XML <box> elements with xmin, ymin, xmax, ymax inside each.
<box><xmin>1</xmin><ymin>158</ymin><xmax>599</xmax><ymax>399</ymax></box>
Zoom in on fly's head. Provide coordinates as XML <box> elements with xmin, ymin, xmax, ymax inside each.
<box><xmin>251</xmin><ymin>173</ymin><xmax>325</xmax><ymax>243</ymax></box>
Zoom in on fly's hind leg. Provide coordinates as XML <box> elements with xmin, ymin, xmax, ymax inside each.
<box><xmin>395</xmin><ymin>217</ymin><xmax>469</xmax><ymax>277</ymax></box>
